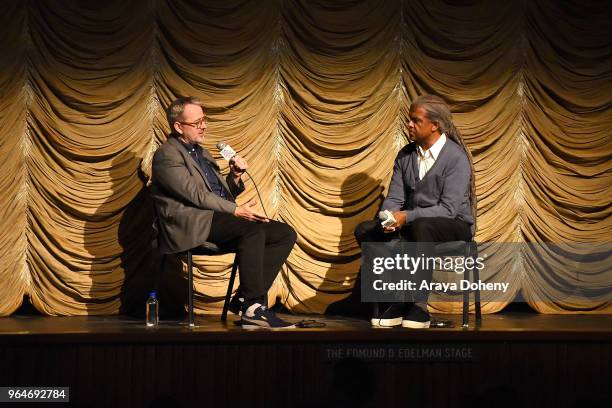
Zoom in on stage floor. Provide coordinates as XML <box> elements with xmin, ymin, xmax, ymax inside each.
<box><xmin>1</xmin><ymin>311</ymin><xmax>611</xmax><ymax>344</ymax></box>
<box><xmin>1</xmin><ymin>311</ymin><xmax>611</xmax><ymax>408</ymax></box>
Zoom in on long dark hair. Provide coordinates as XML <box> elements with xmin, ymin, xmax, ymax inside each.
<box><xmin>411</xmin><ymin>94</ymin><xmax>477</xmax><ymax>234</ymax></box>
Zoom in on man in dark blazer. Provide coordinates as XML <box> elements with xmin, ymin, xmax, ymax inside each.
<box><xmin>152</xmin><ymin>96</ymin><xmax>296</xmax><ymax>329</ymax></box>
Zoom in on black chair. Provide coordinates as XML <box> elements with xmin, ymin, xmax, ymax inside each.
<box><xmin>153</xmin><ymin>217</ymin><xmax>239</xmax><ymax>327</ymax></box>
<box><xmin>372</xmin><ymin>240</ymin><xmax>482</xmax><ymax>328</ymax></box>
<box><xmin>433</xmin><ymin>240</ymin><xmax>482</xmax><ymax>328</ymax></box>
<box><xmin>183</xmin><ymin>244</ymin><xmax>239</xmax><ymax>327</ymax></box>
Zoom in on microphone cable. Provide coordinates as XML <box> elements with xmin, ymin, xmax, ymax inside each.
<box><xmin>243</xmin><ymin>169</ymin><xmax>327</xmax><ymax>329</ymax></box>
<box><xmin>218</xmin><ymin>141</ymin><xmax>269</xmax><ymax>218</ymax></box>
<box><xmin>295</xmin><ymin>319</ymin><xmax>326</xmax><ymax>328</ymax></box>
<box><xmin>244</xmin><ymin>169</ymin><xmax>269</xmax><ymax>219</ymax></box>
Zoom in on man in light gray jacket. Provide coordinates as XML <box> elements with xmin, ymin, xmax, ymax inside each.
<box><xmin>355</xmin><ymin>94</ymin><xmax>476</xmax><ymax>328</ymax></box>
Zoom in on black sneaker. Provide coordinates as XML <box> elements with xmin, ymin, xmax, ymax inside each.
<box><xmin>402</xmin><ymin>304</ymin><xmax>431</xmax><ymax>328</ymax></box>
<box><xmin>241</xmin><ymin>303</ymin><xmax>295</xmax><ymax>329</ymax></box>
<box><xmin>228</xmin><ymin>293</ymin><xmax>244</xmax><ymax>316</ymax></box>
<box><xmin>371</xmin><ymin>303</ymin><xmax>405</xmax><ymax>328</ymax></box>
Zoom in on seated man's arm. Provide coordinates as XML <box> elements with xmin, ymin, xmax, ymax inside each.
<box><xmin>406</xmin><ymin>154</ymin><xmax>470</xmax><ymax>222</ymax></box>
<box><xmin>226</xmin><ymin>155</ymin><xmax>247</xmax><ymax>197</ymax></box>
<box><xmin>381</xmin><ymin>154</ymin><xmax>407</xmax><ymax>212</ymax></box>
<box><xmin>226</xmin><ymin>174</ymin><xmax>245</xmax><ymax>197</ymax></box>
<box><xmin>152</xmin><ymin>149</ymin><xmax>236</xmax><ymax>214</ymax></box>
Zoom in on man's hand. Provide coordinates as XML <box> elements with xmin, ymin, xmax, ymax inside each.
<box><xmin>230</xmin><ymin>156</ymin><xmax>248</xmax><ymax>183</ymax></box>
<box><xmin>383</xmin><ymin>211</ymin><xmax>407</xmax><ymax>233</ymax></box>
<box><xmin>234</xmin><ymin>199</ymin><xmax>269</xmax><ymax>223</ymax></box>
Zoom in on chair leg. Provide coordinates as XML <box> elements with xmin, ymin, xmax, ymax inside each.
<box><xmin>462</xmin><ymin>244</ymin><xmax>470</xmax><ymax>328</ymax></box>
<box><xmin>158</xmin><ymin>253</ymin><xmax>166</xmax><ymax>290</ymax></box>
<box><xmin>222</xmin><ymin>260</ymin><xmax>239</xmax><ymax>322</ymax></box>
<box><xmin>472</xmin><ymin>243</ymin><xmax>482</xmax><ymax>326</ymax></box>
<box><xmin>187</xmin><ymin>251</ymin><xmax>195</xmax><ymax>328</ymax></box>
<box><xmin>462</xmin><ymin>268</ymin><xmax>470</xmax><ymax>328</ymax></box>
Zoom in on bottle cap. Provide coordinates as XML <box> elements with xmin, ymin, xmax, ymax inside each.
<box><xmin>149</xmin><ymin>291</ymin><xmax>157</xmax><ymax>298</ymax></box>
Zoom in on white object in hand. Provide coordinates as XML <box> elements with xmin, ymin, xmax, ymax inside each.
<box><xmin>216</xmin><ymin>141</ymin><xmax>237</xmax><ymax>162</ymax></box>
<box><xmin>379</xmin><ymin>210</ymin><xmax>396</xmax><ymax>228</ymax></box>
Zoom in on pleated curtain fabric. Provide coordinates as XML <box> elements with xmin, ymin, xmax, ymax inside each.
<box><xmin>0</xmin><ymin>0</ymin><xmax>610</xmax><ymax>316</ymax></box>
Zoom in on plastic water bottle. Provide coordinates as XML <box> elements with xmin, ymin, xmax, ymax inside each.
<box><xmin>146</xmin><ymin>291</ymin><xmax>159</xmax><ymax>327</ymax></box>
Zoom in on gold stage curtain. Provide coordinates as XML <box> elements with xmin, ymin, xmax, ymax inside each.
<box><xmin>0</xmin><ymin>0</ymin><xmax>609</xmax><ymax>316</ymax></box>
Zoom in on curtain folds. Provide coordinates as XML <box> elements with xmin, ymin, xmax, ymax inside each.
<box><xmin>0</xmin><ymin>0</ymin><xmax>609</xmax><ymax>316</ymax></box>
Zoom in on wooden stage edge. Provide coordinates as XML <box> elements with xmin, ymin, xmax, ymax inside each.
<box><xmin>2</xmin><ymin>311</ymin><xmax>611</xmax><ymax>408</ymax></box>
<box><xmin>1</xmin><ymin>311</ymin><xmax>611</xmax><ymax>344</ymax></box>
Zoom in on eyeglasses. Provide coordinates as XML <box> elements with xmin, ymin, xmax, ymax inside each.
<box><xmin>179</xmin><ymin>116</ymin><xmax>207</xmax><ymax>129</ymax></box>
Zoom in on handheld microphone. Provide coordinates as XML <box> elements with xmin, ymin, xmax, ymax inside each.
<box><xmin>216</xmin><ymin>141</ymin><xmax>237</xmax><ymax>161</ymax></box>
<box><xmin>216</xmin><ymin>141</ymin><xmax>269</xmax><ymax>218</ymax></box>
<box><xmin>378</xmin><ymin>210</ymin><xmax>396</xmax><ymax>228</ymax></box>
<box><xmin>216</xmin><ymin>141</ymin><xmax>246</xmax><ymax>172</ymax></box>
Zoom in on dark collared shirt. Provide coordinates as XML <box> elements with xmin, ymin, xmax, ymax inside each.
<box><xmin>180</xmin><ymin>141</ymin><xmax>232</xmax><ymax>201</ymax></box>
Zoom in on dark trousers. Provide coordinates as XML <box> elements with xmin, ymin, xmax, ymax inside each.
<box><xmin>207</xmin><ymin>213</ymin><xmax>297</xmax><ymax>303</ymax></box>
<box><xmin>355</xmin><ymin>217</ymin><xmax>472</xmax><ymax>304</ymax></box>
<box><xmin>355</xmin><ymin>217</ymin><xmax>471</xmax><ymax>245</ymax></box>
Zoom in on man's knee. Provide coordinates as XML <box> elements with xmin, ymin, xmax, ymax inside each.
<box><xmin>410</xmin><ymin>218</ymin><xmax>436</xmax><ymax>241</ymax></box>
<box><xmin>281</xmin><ymin>223</ymin><xmax>297</xmax><ymax>245</ymax></box>
<box><xmin>354</xmin><ymin>220</ymin><xmax>377</xmax><ymax>244</ymax></box>
<box><xmin>267</xmin><ymin>221</ymin><xmax>297</xmax><ymax>245</ymax></box>
<box><xmin>242</xmin><ymin>221</ymin><xmax>266</xmax><ymax>240</ymax></box>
